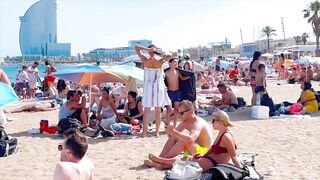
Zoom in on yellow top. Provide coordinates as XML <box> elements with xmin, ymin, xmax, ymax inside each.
<box><xmin>301</xmin><ymin>90</ymin><xmax>318</xmax><ymax>113</ymax></box>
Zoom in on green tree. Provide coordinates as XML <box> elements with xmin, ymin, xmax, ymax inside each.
<box><xmin>301</xmin><ymin>32</ymin><xmax>309</xmax><ymax>45</ymax></box>
<box><xmin>260</xmin><ymin>26</ymin><xmax>277</xmax><ymax>53</ymax></box>
<box><xmin>303</xmin><ymin>1</ymin><xmax>320</xmax><ymax>55</ymax></box>
<box><xmin>293</xmin><ymin>36</ymin><xmax>303</xmax><ymax>45</ymax></box>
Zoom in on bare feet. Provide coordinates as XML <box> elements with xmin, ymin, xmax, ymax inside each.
<box><xmin>140</xmin><ymin>132</ymin><xmax>147</xmax><ymax>138</ymax></box>
<box><xmin>143</xmin><ymin>159</ymin><xmax>156</xmax><ymax>167</ymax></box>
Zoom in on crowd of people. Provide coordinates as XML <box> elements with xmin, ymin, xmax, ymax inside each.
<box><xmin>1</xmin><ymin>45</ymin><xmax>320</xmax><ymax>179</ymax></box>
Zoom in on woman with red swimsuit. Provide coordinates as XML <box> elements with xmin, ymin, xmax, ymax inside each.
<box><xmin>143</xmin><ymin>111</ymin><xmax>241</xmax><ymax>171</ymax></box>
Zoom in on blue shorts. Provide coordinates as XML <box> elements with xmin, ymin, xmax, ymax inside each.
<box><xmin>167</xmin><ymin>90</ymin><xmax>181</xmax><ymax>105</ymax></box>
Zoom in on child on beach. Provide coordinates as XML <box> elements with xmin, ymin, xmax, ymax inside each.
<box><xmin>255</xmin><ymin>64</ymin><xmax>267</xmax><ymax>102</ymax></box>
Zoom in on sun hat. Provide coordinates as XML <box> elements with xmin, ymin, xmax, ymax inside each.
<box><xmin>212</xmin><ymin>110</ymin><xmax>233</xmax><ymax>127</ymax></box>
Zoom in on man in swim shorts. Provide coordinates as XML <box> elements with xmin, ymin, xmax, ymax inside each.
<box><xmin>157</xmin><ymin>100</ymin><xmax>214</xmax><ymax>158</ymax></box>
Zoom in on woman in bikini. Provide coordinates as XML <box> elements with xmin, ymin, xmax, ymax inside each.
<box><xmin>249</xmin><ymin>51</ymin><xmax>262</xmax><ymax>106</ymax></box>
<box><xmin>144</xmin><ymin>111</ymin><xmax>241</xmax><ymax>171</ymax></box>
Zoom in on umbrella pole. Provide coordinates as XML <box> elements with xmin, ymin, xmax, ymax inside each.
<box><xmin>88</xmin><ymin>73</ymin><xmax>92</xmax><ymax>125</ymax></box>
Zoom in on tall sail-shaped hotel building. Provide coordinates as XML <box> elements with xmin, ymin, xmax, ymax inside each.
<box><xmin>19</xmin><ymin>0</ymin><xmax>71</xmax><ymax>56</ymax></box>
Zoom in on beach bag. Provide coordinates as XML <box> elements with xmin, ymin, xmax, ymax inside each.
<box><xmin>58</xmin><ymin>117</ymin><xmax>84</xmax><ymax>135</ymax></box>
<box><xmin>260</xmin><ymin>93</ymin><xmax>275</xmax><ymax>116</ymax></box>
<box><xmin>165</xmin><ymin>158</ymin><xmax>202</xmax><ymax>180</ymax></box>
<box><xmin>209</xmin><ymin>164</ymin><xmax>249</xmax><ymax>180</ymax></box>
<box><xmin>0</xmin><ymin>126</ymin><xmax>18</xmax><ymax>157</ymax></box>
<box><xmin>237</xmin><ymin>97</ymin><xmax>246</xmax><ymax>108</ymax></box>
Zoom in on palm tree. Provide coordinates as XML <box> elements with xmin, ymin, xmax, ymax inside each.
<box><xmin>303</xmin><ymin>1</ymin><xmax>320</xmax><ymax>56</ymax></box>
<box><xmin>301</xmin><ymin>32</ymin><xmax>309</xmax><ymax>45</ymax></box>
<box><xmin>293</xmin><ymin>36</ymin><xmax>302</xmax><ymax>45</ymax></box>
<box><xmin>260</xmin><ymin>26</ymin><xmax>277</xmax><ymax>53</ymax></box>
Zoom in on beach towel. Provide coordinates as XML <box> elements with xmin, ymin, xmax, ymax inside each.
<box><xmin>164</xmin><ymin>68</ymin><xmax>196</xmax><ymax>102</ymax></box>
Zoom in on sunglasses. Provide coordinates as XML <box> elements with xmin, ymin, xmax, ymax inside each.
<box><xmin>178</xmin><ymin>109</ymin><xmax>190</xmax><ymax>116</ymax></box>
<box><xmin>212</xmin><ymin>119</ymin><xmax>219</xmax><ymax>123</ymax></box>
<box><xmin>58</xmin><ymin>144</ymin><xmax>63</xmax><ymax>151</ymax></box>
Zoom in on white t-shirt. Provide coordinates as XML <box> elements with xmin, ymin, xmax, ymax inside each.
<box><xmin>28</xmin><ymin>66</ymin><xmax>38</xmax><ymax>82</ymax></box>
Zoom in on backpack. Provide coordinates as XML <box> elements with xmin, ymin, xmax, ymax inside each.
<box><xmin>237</xmin><ymin>97</ymin><xmax>246</xmax><ymax>108</ymax></box>
<box><xmin>0</xmin><ymin>126</ymin><xmax>18</xmax><ymax>157</ymax></box>
<box><xmin>58</xmin><ymin>117</ymin><xmax>84</xmax><ymax>135</ymax></box>
<box><xmin>260</xmin><ymin>93</ymin><xmax>276</xmax><ymax>116</ymax></box>
<box><xmin>209</xmin><ymin>164</ymin><xmax>249</xmax><ymax>180</ymax></box>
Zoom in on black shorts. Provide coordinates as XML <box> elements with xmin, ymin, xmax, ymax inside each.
<box><xmin>215</xmin><ymin>65</ymin><xmax>221</xmax><ymax>72</ymax></box>
<box><xmin>255</xmin><ymin>86</ymin><xmax>265</xmax><ymax>94</ymax></box>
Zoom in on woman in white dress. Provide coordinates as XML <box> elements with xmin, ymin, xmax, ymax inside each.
<box><xmin>135</xmin><ymin>45</ymin><xmax>172</xmax><ymax>138</ymax></box>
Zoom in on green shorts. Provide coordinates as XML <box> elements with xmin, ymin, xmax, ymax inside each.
<box><xmin>183</xmin><ymin>144</ymin><xmax>208</xmax><ymax>157</ymax></box>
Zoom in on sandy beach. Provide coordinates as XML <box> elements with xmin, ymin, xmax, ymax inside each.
<box><xmin>1</xmin><ymin>81</ymin><xmax>320</xmax><ymax>180</ymax></box>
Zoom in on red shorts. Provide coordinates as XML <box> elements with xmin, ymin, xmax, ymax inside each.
<box><xmin>45</xmin><ymin>76</ymin><xmax>56</xmax><ymax>86</ymax></box>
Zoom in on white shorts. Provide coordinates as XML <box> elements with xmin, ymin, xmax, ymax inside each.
<box><xmin>100</xmin><ymin>115</ymin><xmax>116</xmax><ymax>128</ymax></box>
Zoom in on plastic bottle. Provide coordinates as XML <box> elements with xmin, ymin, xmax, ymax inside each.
<box><xmin>256</xmin><ymin>93</ymin><xmax>260</xmax><ymax>106</ymax></box>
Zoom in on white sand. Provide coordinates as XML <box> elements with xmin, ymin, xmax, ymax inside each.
<box><xmin>0</xmin><ymin>81</ymin><xmax>320</xmax><ymax>179</ymax></box>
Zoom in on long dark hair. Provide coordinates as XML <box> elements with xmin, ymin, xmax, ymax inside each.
<box><xmin>250</xmin><ymin>51</ymin><xmax>261</xmax><ymax>69</ymax></box>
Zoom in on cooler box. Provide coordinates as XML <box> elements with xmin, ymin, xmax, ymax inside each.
<box><xmin>251</xmin><ymin>106</ymin><xmax>269</xmax><ymax>119</ymax></box>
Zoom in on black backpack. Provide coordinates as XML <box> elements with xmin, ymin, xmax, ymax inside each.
<box><xmin>58</xmin><ymin>118</ymin><xmax>84</xmax><ymax>135</ymax></box>
<box><xmin>0</xmin><ymin>126</ymin><xmax>18</xmax><ymax>157</ymax></box>
<box><xmin>209</xmin><ymin>164</ymin><xmax>250</xmax><ymax>180</ymax></box>
<box><xmin>260</xmin><ymin>93</ymin><xmax>276</xmax><ymax>116</ymax></box>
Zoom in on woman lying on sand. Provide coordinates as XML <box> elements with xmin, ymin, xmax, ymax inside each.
<box><xmin>144</xmin><ymin>111</ymin><xmax>241</xmax><ymax>171</ymax></box>
<box><xmin>10</xmin><ymin>101</ymin><xmax>59</xmax><ymax>113</ymax></box>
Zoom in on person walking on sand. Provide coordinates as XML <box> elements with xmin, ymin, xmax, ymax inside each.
<box><xmin>135</xmin><ymin>44</ymin><xmax>172</xmax><ymax>138</ymax></box>
<box><xmin>54</xmin><ymin>129</ymin><xmax>94</xmax><ymax>180</ymax></box>
<box><xmin>164</xmin><ymin>58</ymin><xmax>189</xmax><ymax>128</ymax></box>
<box><xmin>28</xmin><ymin>61</ymin><xmax>39</xmax><ymax>98</ymax></box>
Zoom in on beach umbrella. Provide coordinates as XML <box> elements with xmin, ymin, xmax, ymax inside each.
<box><xmin>52</xmin><ymin>64</ymin><xmax>126</xmax><ymax>123</ymax></box>
<box><xmin>52</xmin><ymin>64</ymin><xmax>125</xmax><ymax>84</ymax></box>
<box><xmin>261</xmin><ymin>53</ymin><xmax>274</xmax><ymax>58</ymax></box>
<box><xmin>0</xmin><ymin>82</ymin><xmax>19</xmax><ymax>108</ymax></box>
<box><xmin>102</xmin><ymin>65</ymin><xmax>144</xmax><ymax>82</ymax></box>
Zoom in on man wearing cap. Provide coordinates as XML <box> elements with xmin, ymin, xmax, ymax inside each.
<box><xmin>154</xmin><ymin>100</ymin><xmax>214</xmax><ymax>158</ymax></box>
<box><xmin>135</xmin><ymin>44</ymin><xmax>172</xmax><ymax>138</ymax></box>
<box><xmin>59</xmin><ymin>90</ymin><xmax>89</xmax><ymax>127</ymax></box>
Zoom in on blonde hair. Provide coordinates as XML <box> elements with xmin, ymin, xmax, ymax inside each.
<box><xmin>212</xmin><ymin>111</ymin><xmax>233</xmax><ymax>127</ymax></box>
<box><xmin>178</xmin><ymin>100</ymin><xmax>194</xmax><ymax>111</ymax></box>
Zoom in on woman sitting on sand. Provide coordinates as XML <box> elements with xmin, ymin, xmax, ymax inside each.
<box><xmin>144</xmin><ymin>111</ymin><xmax>241</xmax><ymax>171</ymax></box>
<box><xmin>118</xmin><ymin>91</ymin><xmax>144</xmax><ymax>124</ymax></box>
<box><xmin>97</xmin><ymin>87</ymin><xmax>120</xmax><ymax>127</ymax></box>
<box><xmin>294</xmin><ymin>82</ymin><xmax>318</xmax><ymax>114</ymax></box>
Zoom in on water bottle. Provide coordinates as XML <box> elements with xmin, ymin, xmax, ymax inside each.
<box><xmin>256</xmin><ymin>93</ymin><xmax>260</xmax><ymax>106</ymax></box>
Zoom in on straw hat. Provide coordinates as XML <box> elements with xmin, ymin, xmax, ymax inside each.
<box><xmin>212</xmin><ymin>111</ymin><xmax>233</xmax><ymax>127</ymax></box>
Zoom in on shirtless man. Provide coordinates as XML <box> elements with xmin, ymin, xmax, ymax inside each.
<box><xmin>90</xmin><ymin>84</ymin><xmax>101</xmax><ymax>108</ymax></box>
<box><xmin>211</xmin><ymin>82</ymin><xmax>238</xmax><ymax>110</ymax></box>
<box><xmin>54</xmin><ymin>129</ymin><xmax>94</xmax><ymax>180</ymax></box>
<box><xmin>153</xmin><ymin>100</ymin><xmax>214</xmax><ymax>159</ymax></box>
<box><xmin>255</xmin><ymin>64</ymin><xmax>267</xmax><ymax>100</ymax></box>
<box><xmin>164</xmin><ymin>58</ymin><xmax>189</xmax><ymax>128</ymax></box>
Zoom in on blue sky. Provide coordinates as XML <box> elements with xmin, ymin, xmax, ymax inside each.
<box><xmin>0</xmin><ymin>0</ymin><xmax>314</xmax><ymax>57</ymax></box>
